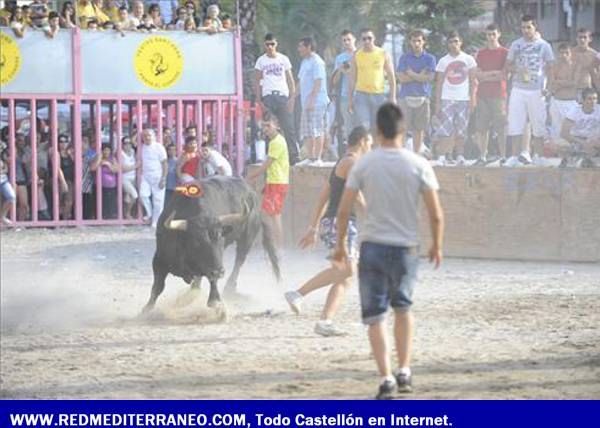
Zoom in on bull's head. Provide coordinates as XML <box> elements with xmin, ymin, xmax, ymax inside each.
<box><xmin>163</xmin><ymin>209</ymin><xmax>246</xmax><ymax>279</ymax></box>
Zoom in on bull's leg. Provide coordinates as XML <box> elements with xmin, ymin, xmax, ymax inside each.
<box><xmin>191</xmin><ymin>276</ymin><xmax>201</xmax><ymax>289</ymax></box>
<box><xmin>143</xmin><ymin>255</ymin><xmax>168</xmax><ymax>312</ymax></box>
<box><xmin>224</xmin><ymin>222</ymin><xmax>259</xmax><ymax>293</ymax></box>
<box><xmin>207</xmin><ymin>278</ymin><xmax>222</xmax><ymax>308</ymax></box>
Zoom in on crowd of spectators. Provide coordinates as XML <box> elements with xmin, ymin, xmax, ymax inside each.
<box><xmin>0</xmin><ymin>120</ymin><xmax>233</xmax><ymax>226</ymax></box>
<box><xmin>254</xmin><ymin>17</ymin><xmax>600</xmax><ymax>170</ymax></box>
<box><xmin>0</xmin><ymin>0</ymin><xmax>235</xmax><ymax>37</ymax></box>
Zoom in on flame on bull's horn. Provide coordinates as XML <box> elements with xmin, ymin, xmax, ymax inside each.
<box><xmin>164</xmin><ymin>212</ymin><xmax>188</xmax><ymax>231</ymax></box>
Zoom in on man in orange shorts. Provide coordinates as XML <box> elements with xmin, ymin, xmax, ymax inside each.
<box><xmin>247</xmin><ymin>114</ymin><xmax>290</xmax><ymax>251</ymax></box>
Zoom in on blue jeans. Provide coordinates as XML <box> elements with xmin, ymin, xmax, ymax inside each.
<box><xmin>354</xmin><ymin>91</ymin><xmax>386</xmax><ymax>131</ymax></box>
<box><xmin>358</xmin><ymin>241</ymin><xmax>419</xmax><ymax>325</ymax></box>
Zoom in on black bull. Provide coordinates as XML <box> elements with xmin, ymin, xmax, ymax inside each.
<box><xmin>143</xmin><ymin>176</ymin><xmax>281</xmax><ymax>311</ymax></box>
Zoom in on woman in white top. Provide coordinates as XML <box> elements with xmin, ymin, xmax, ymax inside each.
<box><xmin>120</xmin><ymin>137</ymin><xmax>139</xmax><ymax>220</ymax></box>
<box><xmin>10</xmin><ymin>6</ymin><xmax>27</xmax><ymax>38</ymax></box>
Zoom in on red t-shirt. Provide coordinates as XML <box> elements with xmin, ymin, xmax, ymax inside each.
<box><xmin>181</xmin><ymin>156</ymin><xmax>200</xmax><ymax>177</ymax></box>
<box><xmin>476</xmin><ymin>46</ymin><xmax>508</xmax><ymax>98</ymax></box>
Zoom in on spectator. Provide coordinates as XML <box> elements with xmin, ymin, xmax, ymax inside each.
<box><xmin>198</xmin><ymin>3</ymin><xmax>221</xmax><ymax>33</ymax></box>
<box><xmin>103</xmin><ymin>20</ymin><xmax>119</xmax><ymax>31</ymax></box>
<box><xmin>200</xmin><ymin>141</ymin><xmax>232</xmax><ymax>176</ymax></box>
<box><xmin>0</xmin><ymin>1</ymin><xmax>16</xmax><ymax>27</ymax></box>
<box><xmin>162</xmin><ymin>127</ymin><xmax>174</xmax><ymax>147</ymax></box>
<box><xmin>184</xmin><ymin>124</ymin><xmax>197</xmax><ymax>140</ymax></box>
<box><xmin>44</xmin><ymin>11</ymin><xmax>60</xmax><ymax>38</ymax></box>
<box><xmin>117</xmin><ymin>6</ymin><xmax>137</xmax><ymax>31</ymax></box>
<box><xmin>572</xmin><ymin>28</ymin><xmax>599</xmax><ymax>99</ymax></box>
<box><xmin>176</xmin><ymin>136</ymin><xmax>201</xmax><ymax>183</ymax></box>
<box><xmin>1</xmin><ymin>150</ymin><xmax>16</xmax><ymax>226</ymax></box>
<box><xmin>331</xmin><ymin>30</ymin><xmax>357</xmax><ymax>145</ymax></box>
<box><xmin>170</xmin><ymin>6</ymin><xmax>187</xmax><ymax>30</ymax></box>
<box><xmin>57</xmin><ymin>134</ymin><xmax>74</xmax><ymax>220</ymax></box>
<box><xmin>87</xmin><ymin>17</ymin><xmax>99</xmax><ymax>30</ymax></box>
<box><xmin>148</xmin><ymin>3</ymin><xmax>164</xmax><ymax>28</ymax></box>
<box><xmin>152</xmin><ymin>0</ymin><xmax>177</xmax><ymax>26</ymax></box>
<box><xmin>9</xmin><ymin>6</ymin><xmax>27</xmax><ymax>38</ymax></box>
<box><xmin>221</xmin><ymin>13</ymin><xmax>233</xmax><ymax>31</ymax></box>
<box><xmin>137</xmin><ymin>13</ymin><xmax>158</xmax><ymax>31</ymax></box>
<box><xmin>76</xmin><ymin>0</ymin><xmax>96</xmax><ymax>29</ymax></box>
<box><xmin>183</xmin><ymin>0</ymin><xmax>198</xmax><ymax>26</ymax></box>
<box><xmin>246</xmin><ymin>113</ymin><xmax>289</xmax><ymax>253</ymax></box>
<box><xmin>91</xmin><ymin>0</ymin><xmax>110</xmax><ymax>24</ymax></box>
<box><xmin>506</xmin><ymin>15</ymin><xmax>554</xmax><ymax>165</ymax></box>
<box><xmin>92</xmin><ymin>144</ymin><xmax>119</xmax><ymax>219</ymax></box>
<box><xmin>473</xmin><ymin>24</ymin><xmax>508</xmax><ymax>164</ymax></box>
<box><xmin>254</xmin><ymin>33</ymin><xmax>300</xmax><ymax>165</ymax></box>
<box><xmin>140</xmin><ymin>128</ymin><xmax>167</xmax><ymax>228</ymax></box>
<box><xmin>81</xmin><ymin>134</ymin><xmax>98</xmax><ymax>219</ymax></box>
<box><xmin>559</xmin><ymin>88</ymin><xmax>600</xmax><ymax>167</ymax></box>
<box><xmin>59</xmin><ymin>1</ymin><xmax>77</xmax><ymax>28</ymax></box>
<box><xmin>14</xmin><ymin>133</ymin><xmax>30</xmax><ymax>221</ymax></box>
<box><xmin>433</xmin><ymin>31</ymin><xmax>477</xmax><ymax>165</ymax></box>
<box><xmin>36</xmin><ymin>168</ymin><xmax>51</xmax><ymax>220</ymax></box>
<box><xmin>165</xmin><ymin>143</ymin><xmax>177</xmax><ymax>202</ymax></box>
<box><xmin>296</xmin><ymin>36</ymin><xmax>330</xmax><ymax>166</ymax></box>
<box><xmin>332</xmin><ymin>103</ymin><xmax>444</xmax><ymax>399</ymax></box>
<box><xmin>131</xmin><ymin>0</ymin><xmax>145</xmax><ymax>26</ymax></box>
<box><xmin>22</xmin><ymin>5</ymin><xmax>32</xmax><ymax>27</ymax></box>
<box><xmin>284</xmin><ymin>126</ymin><xmax>372</xmax><ymax>337</ymax></box>
<box><xmin>121</xmin><ymin>137</ymin><xmax>139</xmax><ymax>220</ymax></box>
<box><xmin>396</xmin><ymin>29</ymin><xmax>436</xmax><ymax>155</ymax></box>
<box><xmin>29</xmin><ymin>0</ymin><xmax>50</xmax><ymax>29</ymax></box>
<box><xmin>349</xmin><ymin>28</ymin><xmax>397</xmax><ymax>132</ymax></box>
<box><xmin>102</xmin><ymin>0</ymin><xmax>121</xmax><ymax>23</ymax></box>
<box><xmin>548</xmin><ymin>43</ymin><xmax>578</xmax><ymax>139</ymax></box>
<box><xmin>183</xmin><ymin>15</ymin><xmax>195</xmax><ymax>32</ymax></box>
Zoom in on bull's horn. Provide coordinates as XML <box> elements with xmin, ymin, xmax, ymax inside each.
<box><xmin>217</xmin><ymin>213</ymin><xmax>244</xmax><ymax>226</ymax></box>
<box><xmin>164</xmin><ymin>212</ymin><xmax>188</xmax><ymax>231</ymax></box>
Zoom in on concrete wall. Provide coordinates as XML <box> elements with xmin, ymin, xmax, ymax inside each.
<box><xmin>252</xmin><ymin>166</ymin><xmax>600</xmax><ymax>263</ymax></box>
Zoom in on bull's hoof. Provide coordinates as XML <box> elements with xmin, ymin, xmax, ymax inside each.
<box><xmin>141</xmin><ymin>303</ymin><xmax>155</xmax><ymax>314</ymax></box>
<box><xmin>207</xmin><ymin>298</ymin><xmax>222</xmax><ymax>308</ymax></box>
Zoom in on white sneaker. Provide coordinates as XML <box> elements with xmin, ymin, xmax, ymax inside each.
<box><xmin>314</xmin><ymin>320</ymin><xmax>347</xmax><ymax>337</ymax></box>
<box><xmin>310</xmin><ymin>159</ymin><xmax>324</xmax><ymax>167</ymax></box>
<box><xmin>518</xmin><ymin>151</ymin><xmax>532</xmax><ymax>165</ymax></box>
<box><xmin>284</xmin><ymin>291</ymin><xmax>303</xmax><ymax>315</ymax></box>
<box><xmin>2</xmin><ymin>217</ymin><xmax>13</xmax><ymax>226</ymax></box>
<box><xmin>456</xmin><ymin>155</ymin><xmax>466</xmax><ymax>165</ymax></box>
<box><xmin>504</xmin><ymin>156</ymin><xmax>521</xmax><ymax>167</ymax></box>
<box><xmin>532</xmin><ymin>155</ymin><xmax>549</xmax><ymax>167</ymax></box>
<box><xmin>436</xmin><ymin>155</ymin><xmax>446</xmax><ymax>166</ymax></box>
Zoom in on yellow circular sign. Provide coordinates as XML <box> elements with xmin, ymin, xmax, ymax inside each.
<box><xmin>0</xmin><ymin>32</ymin><xmax>22</xmax><ymax>85</ymax></box>
<box><xmin>134</xmin><ymin>36</ymin><xmax>183</xmax><ymax>90</ymax></box>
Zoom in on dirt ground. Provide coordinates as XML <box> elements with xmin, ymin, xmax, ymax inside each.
<box><xmin>1</xmin><ymin>227</ymin><xmax>599</xmax><ymax>399</ymax></box>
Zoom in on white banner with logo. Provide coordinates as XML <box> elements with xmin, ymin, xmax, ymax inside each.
<box><xmin>81</xmin><ymin>31</ymin><xmax>236</xmax><ymax>95</ymax></box>
<box><xmin>0</xmin><ymin>29</ymin><xmax>73</xmax><ymax>94</ymax></box>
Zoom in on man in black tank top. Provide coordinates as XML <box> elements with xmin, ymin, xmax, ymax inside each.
<box><xmin>284</xmin><ymin>126</ymin><xmax>372</xmax><ymax>337</ymax></box>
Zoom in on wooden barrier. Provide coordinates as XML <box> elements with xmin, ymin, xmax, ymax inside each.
<box><xmin>266</xmin><ymin>166</ymin><xmax>600</xmax><ymax>263</ymax></box>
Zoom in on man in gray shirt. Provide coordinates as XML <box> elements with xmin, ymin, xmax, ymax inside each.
<box><xmin>332</xmin><ymin>103</ymin><xmax>444</xmax><ymax>399</ymax></box>
<box><xmin>506</xmin><ymin>15</ymin><xmax>554</xmax><ymax>165</ymax></box>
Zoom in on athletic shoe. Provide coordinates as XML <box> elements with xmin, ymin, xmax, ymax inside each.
<box><xmin>455</xmin><ymin>155</ymin><xmax>466</xmax><ymax>165</ymax></box>
<box><xmin>504</xmin><ymin>156</ymin><xmax>522</xmax><ymax>168</ymax></box>
<box><xmin>1</xmin><ymin>217</ymin><xmax>13</xmax><ymax>226</ymax></box>
<box><xmin>473</xmin><ymin>157</ymin><xmax>487</xmax><ymax>166</ymax></box>
<box><xmin>580</xmin><ymin>157</ymin><xmax>596</xmax><ymax>168</ymax></box>
<box><xmin>314</xmin><ymin>320</ymin><xmax>347</xmax><ymax>337</ymax></box>
<box><xmin>395</xmin><ymin>372</ymin><xmax>413</xmax><ymax>393</ymax></box>
<box><xmin>559</xmin><ymin>157</ymin><xmax>568</xmax><ymax>168</ymax></box>
<box><xmin>311</xmin><ymin>159</ymin><xmax>324</xmax><ymax>167</ymax></box>
<box><xmin>375</xmin><ymin>379</ymin><xmax>396</xmax><ymax>400</ymax></box>
<box><xmin>518</xmin><ymin>151</ymin><xmax>532</xmax><ymax>165</ymax></box>
<box><xmin>284</xmin><ymin>290</ymin><xmax>303</xmax><ymax>315</ymax></box>
<box><xmin>435</xmin><ymin>155</ymin><xmax>447</xmax><ymax>166</ymax></box>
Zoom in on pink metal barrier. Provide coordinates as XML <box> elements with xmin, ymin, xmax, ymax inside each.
<box><xmin>0</xmin><ymin>29</ymin><xmax>245</xmax><ymax>228</ymax></box>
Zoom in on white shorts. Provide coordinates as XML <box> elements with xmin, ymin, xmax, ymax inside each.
<box><xmin>507</xmin><ymin>87</ymin><xmax>548</xmax><ymax>138</ymax></box>
<box><xmin>549</xmin><ymin>98</ymin><xmax>577</xmax><ymax>138</ymax></box>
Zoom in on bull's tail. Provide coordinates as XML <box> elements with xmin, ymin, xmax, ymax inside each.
<box><xmin>261</xmin><ymin>217</ymin><xmax>281</xmax><ymax>281</ymax></box>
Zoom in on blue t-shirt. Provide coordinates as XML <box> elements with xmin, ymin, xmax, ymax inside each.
<box><xmin>396</xmin><ymin>50</ymin><xmax>437</xmax><ymax>98</ymax></box>
<box><xmin>166</xmin><ymin>158</ymin><xmax>177</xmax><ymax>190</ymax></box>
<box><xmin>334</xmin><ymin>51</ymin><xmax>354</xmax><ymax>99</ymax></box>
<box><xmin>298</xmin><ymin>53</ymin><xmax>330</xmax><ymax>108</ymax></box>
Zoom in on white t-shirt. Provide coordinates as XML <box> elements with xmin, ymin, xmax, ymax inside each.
<box><xmin>205</xmin><ymin>150</ymin><xmax>233</xmax><ymax>176</ymax></box>
<box><xmin>254</xmin><ymin>53</ymin><xmax>292</xmax><ymax>97</ymax></box>
<box><xmin>141</xmin><ymin>142</ymin><xmax>167</xmax><ymax>179</ymax></box>
<box><xmin>436</xmin><ymin>52</ymin><xmax>477</xmax><ymax>101</ymax></box>
<box><xmin>565</xmin><ymin>105</ymin><xmax>600</xmax><ymax>139</ymax></box>
<box><xmin>121</xmin><ymin>150</ymin><xmax>137</xmax><ymax>180</ymax></box>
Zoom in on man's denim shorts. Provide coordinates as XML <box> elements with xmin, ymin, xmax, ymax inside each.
<box><xmin>358</xmin><ymin>241</ymin><xmax>419</xmax><ymax>325</ymax></box>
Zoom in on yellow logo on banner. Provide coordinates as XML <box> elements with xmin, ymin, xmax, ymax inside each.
<box><xmin>0</xmin><ymin>33</ymin><xmax>22</xmax><ymax>85</ymax></box>
<box><xmin>134</xmin><ymin>36</ymin><xmax>183</xmax><ymax>90</ymax></box>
